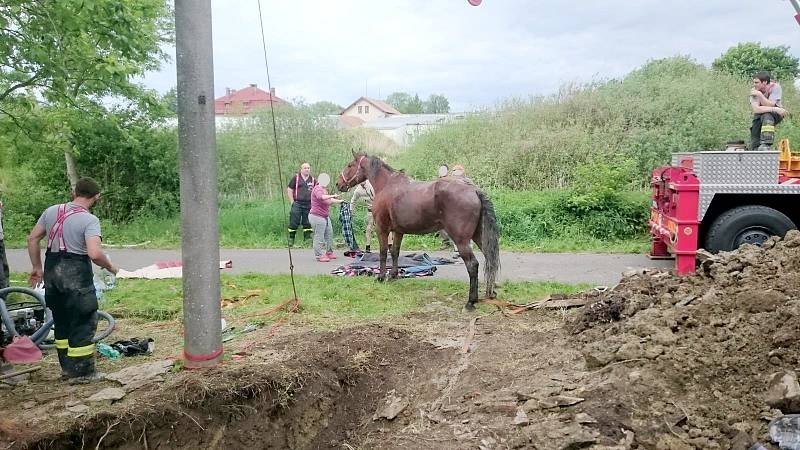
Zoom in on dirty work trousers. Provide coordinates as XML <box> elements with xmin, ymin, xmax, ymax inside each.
<box><xmin>751</xmin><ymin>112</ymin><xmax>783</xmax><ymax>150</ymax></box>
<box><xmin>44</xmin><ymin>251</ymin><xmax>98</xmax><ymax>378</ymax></box>
<box><xmin>288</xmin><ymin>201</ymin><xmax>312</xmax><ymax>242</ymax></box>
<box><xmin>0</xmin><ymin>239</ymin><xmax>7</xmax><ymax>345</ymax></box>
<box><xmin>309</xmin><ymin>213</ymin><xmax>333</xmax><ymax>257</ymax></box>
<box><xmin>0</xmin><ymin>239</ymin><xmax>8</xmax><ymax>290</ymax></box>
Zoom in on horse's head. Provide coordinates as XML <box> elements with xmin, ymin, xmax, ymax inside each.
<box><xmin>336</xmin><ymin>150</ymin><xmax>368</xmax><ymax>192</ymax></box>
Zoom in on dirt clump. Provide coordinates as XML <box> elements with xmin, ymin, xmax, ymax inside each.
<box><xmin>571</xmin><ymin>231</ymin><xmax>800</xmax><ymax>448</ymax></box>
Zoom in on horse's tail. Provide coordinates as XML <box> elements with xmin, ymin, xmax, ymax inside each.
<box><xmin>476</xmin><ymin>190</ymin><xmax>500</xmax><ymax>298</ymax></box>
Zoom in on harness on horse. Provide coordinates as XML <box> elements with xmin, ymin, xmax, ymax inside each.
<box><xmin>341</xmin><ymin>156</ymin><xmax>366</xmax><ymax>187</ymax></box>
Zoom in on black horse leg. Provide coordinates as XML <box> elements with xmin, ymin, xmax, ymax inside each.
<box><xmin>389</xmin><ymin>233</ymin><xmax>404</xmax><ymax>279</ymax></box>
<box><xmin>457</xmin><ymin>242</ymin><xmax>479</xmax><ymax>310</ymax></box>
<box><xmin>377</xmin><ymin>231</ymin><xmax>390</xmax><ymax>282</ymax></box>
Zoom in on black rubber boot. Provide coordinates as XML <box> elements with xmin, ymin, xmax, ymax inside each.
<box><xmin>303</xmin><ymin>229</ymin><xmax>312</xmax><ymax>242</ymax></box>
<box><xmin>57</xmin><ymin>348</ymin><xmax>75</xmax><ymax>380</ymax></box>
<box><xmin>288</xmin><ymin>231</ymin><xmax>296</xmax><ymax>248</ymax></box>
<box><xmin>68</xmin><ymin>356</ymin><xmax>101</xmax><ymax>384</ymax></box>
<box><xmin>760</xmin><ymin>114</ymin><xmax>777</xmax><ymax>150</ymax></box>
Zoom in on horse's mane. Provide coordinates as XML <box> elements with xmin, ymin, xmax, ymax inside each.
<box><xmin>367</xmin><ymin>155</ymin><xmax>396</xmax><ymax>175</ymax></box>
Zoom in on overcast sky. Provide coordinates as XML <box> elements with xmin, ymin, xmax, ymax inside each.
<box><xmin>140</xmin><ymin>0</ymin><xmax>800</xmax><ymax>112</ymax></box>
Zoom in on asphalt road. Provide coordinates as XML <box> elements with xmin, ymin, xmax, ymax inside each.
<box><xmin>5</xmin><ymin>248</ymin><xmax>674</xmax><ymax>286</ymax></box>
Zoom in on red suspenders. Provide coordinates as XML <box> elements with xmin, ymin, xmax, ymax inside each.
<box><xmin>46</xmin><ymin>204</ymin><xmax>88</xmax><ymax>252</ymax></box>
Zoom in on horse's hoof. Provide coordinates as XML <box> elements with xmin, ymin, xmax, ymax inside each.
<box><xmin>463</xmin><ymin>303</ymin><xmax>477</xmax><ymax>312</ymax></box>
<box><xmin>376</xmin><ymin>276</ymin><xmax>386</xmax><ymax>283</ymax></box>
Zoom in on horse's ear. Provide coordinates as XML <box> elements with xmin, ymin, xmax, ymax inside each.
<box><xmin>351</xmin><ymin>148</ymin><xmax>357</xmax><ymax>158</ymax></box>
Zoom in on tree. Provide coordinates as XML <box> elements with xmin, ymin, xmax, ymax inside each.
<box><xmin>307</xmin><ymin>100</ymin><xmax>343</xmax><ymax>116</ymax></box>
<box><xmin>0</xmin><ymin>0</ymin><xmax>173</xmax><ymax>186</ymax></box>
<box><xmin>712</xmin><ymin>42</ymin><xmax>800</xmax><ymax>81</ymax></box>
<box><xmin>162</xmin><ymin>87</ymin><xmax>178</xmax><ymax>116</ymax></box>
<box><xmin>385</xmin><ymin>92</ymin><xmax>423</xmax><ymax>113</ymax></box>
<box><xmin>423</xmin><ymin>94</ymin><xmax>450</xmax><ymax>113</ymax></box>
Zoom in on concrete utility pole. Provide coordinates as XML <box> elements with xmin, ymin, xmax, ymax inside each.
<box><xmin>174</xmin><ymin>0</ymin><xmax>223</xmax><ymax>368</ymax></box>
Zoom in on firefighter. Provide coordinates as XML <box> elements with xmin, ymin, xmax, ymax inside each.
<box><xmin>750</xmin><ymin>71</ymin><xmax>787</xmax><ymax>151</ymax></box>
<box><xmin>0</xmin><ymin>186</ymin><xmax>8</xmax><ymax>352</ymax></box>
<box><xmin>286</xmin><ymin>162</ymin><xmax>315</xmax><ymax>247</ymax></box>
<box><xmin>27</xmin><ymin>177</ymin><xmax>118</xmax><ymax>383</ymax></box>
<box><xmin>0</xmin><ymin>186</ymin><xmax>8</xmax><ymax>291</ymax></box>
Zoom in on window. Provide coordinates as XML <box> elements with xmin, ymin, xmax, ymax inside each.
<box><xmin>365</xmin><ymin>105</ymin><xmax>370</xmax><ymax>114</ymax></box>
<box><xmin>358</xmin><ymin>106</ymin><xmax>363</xmax><ymax>114</ymax></box>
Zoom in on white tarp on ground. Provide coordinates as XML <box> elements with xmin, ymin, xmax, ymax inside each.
<box><xmin>116</xmin><ymin>260</ymin><xmax>233</xmax><ymax>279</ymax></box>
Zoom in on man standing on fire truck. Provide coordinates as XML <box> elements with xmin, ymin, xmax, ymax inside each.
<box><xmin>27</xmin><ymin>177</ymin><xmax>118</xmax><ymax>383</ymax></box>
<box><xmin>750</xmin><ymin>71</ymin><xmax>788</xmax><ymax>151</ymax></box>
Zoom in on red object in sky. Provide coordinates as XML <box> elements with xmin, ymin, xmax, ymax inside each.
<box><xmin>468</xmin><ymin>0</ymin><xmax>482</xmax><ymax>6</ymax></box>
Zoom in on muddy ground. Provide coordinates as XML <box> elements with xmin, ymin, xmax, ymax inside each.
<box><xmin>3</xmin><ymin>232</ymin><xmax>800</xmax><ymax>449</ymax></box>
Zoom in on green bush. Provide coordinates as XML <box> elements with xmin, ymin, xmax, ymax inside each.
<box><xmin>216</xmin><ymin>107</ymin><xmax>363</xmax><ymax>199</ymax></box>
<box><xmin>393</xmin><ymin>56</ymin><xmax>800</xmax><ymax>190</ymax></box>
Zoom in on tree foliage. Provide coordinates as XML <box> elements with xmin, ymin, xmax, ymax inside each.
<box><xmin>385</xmin><ymin>92</ymin><xmax>423</xmax><ymax>113</ymax></box>
<box><xmin>162</xmin><ymin>87</ymin><xmax>178</xmax><ymax>116</ymax></box>
<box><xmin>424</xmin><ymin>94</ymin><xmax>450</xmax><ymax>113</ymax></box>
<box><xmin>0</xmin><ymin>0</ymin><xmax>174</xmax><ymax>186</ymax></box>
<box><xmin>3</xmin><ymin>106</ymin><xmax>179</xmax><ymax>224</ymax></box>
<box><xmin>0</xmin><ymin>0</ymin><xmax>173</xmax><ymax>106</ymax></box>
<box><xmin>216</xmin><ymin>107</ymin><xmax>357</xmax><ymax>198</ymax></box>
<box><xmin>395</xmin><ymin>56</ymin><xmax>800</xmax><ymax>191</ymax></box>
<box><xmin>712</xmin><ymin>42</ymin><xmax>800</xmax><ymax>81</ymax></box>
<box><xmin>304</xmin><ymin>100</ymin><xmax>343</xmax><ymax>116</ymax></box>
<box><xmin>386</xmin><ymin>92</ymin><xmax>451</xmax><ymax>114</ymax></box>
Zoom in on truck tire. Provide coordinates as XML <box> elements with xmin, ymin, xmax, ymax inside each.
<box><xmin>704</xmin><ymin>205</ymin><xmax>796</xmax><ymax>253</ymax></box>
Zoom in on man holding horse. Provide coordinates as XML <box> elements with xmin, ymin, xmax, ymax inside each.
<box><xmin>350</xmin><ymin>180</ymin><xmax>376</xmax><ymax>253</ymax></box>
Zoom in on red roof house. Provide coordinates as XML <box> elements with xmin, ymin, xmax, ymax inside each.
<box><xmin>214</xmin><ymin>84</ymin><xmax>287</xmax><ymax>115</ymax></box>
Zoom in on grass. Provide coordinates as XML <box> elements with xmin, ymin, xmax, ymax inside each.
<box><xmin>0</xmin><ymin>189</ymin><xmax>648</xmax><ymax>253</ymax></box>
<box><xmin>98</xmin><ymin>274</ymin><xmax>589</xmax><ymax>328</ymax></box>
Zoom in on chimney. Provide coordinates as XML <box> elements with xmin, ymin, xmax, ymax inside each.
<box><xmin>270</xmin><ymin>87</ymin><xmax>276</xmax><ymax>96</ymax></box>
<box><xmin>225</xmin><ymin>87</ymin><xmax>231</xmax><ymax>96</ymax></box>
<box><xmin>250</xmin><ymin>83</ymin><xmax>257</xmax><ymax>88</ymax></box>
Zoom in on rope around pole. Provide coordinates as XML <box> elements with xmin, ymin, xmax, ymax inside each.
<box><xmin>257</xmin><ymin>0</ymin><xmax>298</xmax><ymax>301</ymax></box>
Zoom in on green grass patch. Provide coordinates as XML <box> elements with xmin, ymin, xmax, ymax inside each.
<box><xmin>6</xmin><ymin>189</ymin><xmax>648</xmax><ymax>253</ymax></box>
<box><xmin>101</xmin><ymin>274</ymin><xmax>589</xmax><ymax>327</ymax></box>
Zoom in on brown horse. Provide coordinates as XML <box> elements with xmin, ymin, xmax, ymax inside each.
<box><xmin>336</xmin><ymin>152</ymin><xmax>500</xmax><ymax>310</ymax></box>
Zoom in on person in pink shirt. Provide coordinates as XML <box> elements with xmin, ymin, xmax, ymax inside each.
<box><xmin>308</xmin><ymin>173</ymin><xmax>343</xmax><ymax>262</ymax></box>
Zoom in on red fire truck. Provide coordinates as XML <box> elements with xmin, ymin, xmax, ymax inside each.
<box><xmin>648</xmin><ymin>140</ymin><xmax>800</xmax><ymax>274</ymax></box>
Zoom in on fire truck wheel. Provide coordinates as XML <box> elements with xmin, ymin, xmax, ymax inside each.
<box><xmin>704</xmin><ymin>205</ymin><xmax>796</xmax><ymax>253</ymax></box>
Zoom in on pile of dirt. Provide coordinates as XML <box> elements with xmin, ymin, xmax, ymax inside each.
<box><xmin>7</xmin><ymin>233</ymin><xmax>800</xmax><ymax>449</ymax></box>
<box><xmin>570</xmin><ymin>230</ymin><xmax>800</xmax><ymax>449</ymax></box>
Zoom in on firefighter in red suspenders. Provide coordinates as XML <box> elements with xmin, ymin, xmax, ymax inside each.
<box><xmin>27</xmin><ymin>177</ymin><xmax>118</xmax><ymax>383</ymax></box>
<box><xmin>286</xmin><ymin>162</ymin><xmax>316</xmax><ymax>247</ymax></box>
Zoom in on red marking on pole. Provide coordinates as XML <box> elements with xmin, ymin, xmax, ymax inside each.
<box><xmin>184</xmin><ymin>346</ymin><xmax>224</xmax><ymax>364</ymax></box>
<box><xmin>468</xmin><ymin>0</ymin><xmax>482</xmax><ymax>5</ymax></box>
<box><xmin>795</xmin><ymin>14</ymin><xmax>800</xmax><ymax>26</ymax></box>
